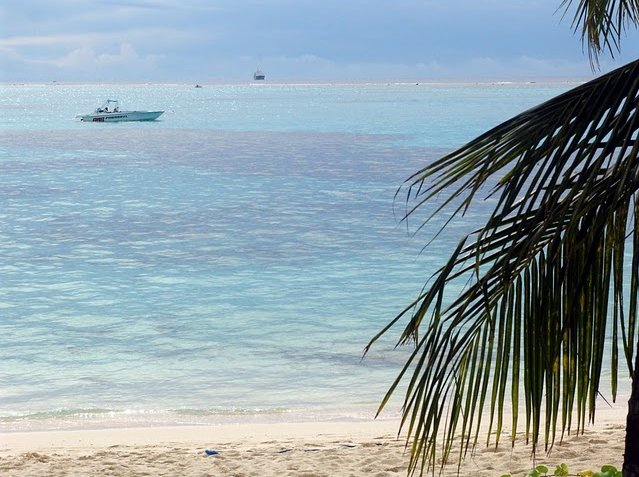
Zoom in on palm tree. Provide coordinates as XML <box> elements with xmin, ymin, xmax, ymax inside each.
<box><xmin>366</xmin><ymin>1</ymin><xmax>639</xmax><ymax>475</ymax></box>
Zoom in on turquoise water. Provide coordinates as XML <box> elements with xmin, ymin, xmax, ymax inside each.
<box><xmin>4</xmin><ymin>81</ymin><xmax>619</xmax><ymax>431</ymax></box>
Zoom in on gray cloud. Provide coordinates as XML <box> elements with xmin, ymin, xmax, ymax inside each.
<box><xmin>1</xmin><ymin>0</ymin><xmax>638</xmax><ymax>82</ymax></box>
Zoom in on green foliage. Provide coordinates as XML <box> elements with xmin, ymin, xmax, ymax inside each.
<box><xmin>526</xmin><ymin>465</ymin><xmax>550</xmax><ymax>477</ymax></box>
<box><xmin>500</xmin><ymin>464</ymin><xmax>621</xmax><ymax>477</ymax></box>
<box><xmin>592</xmin><ymin>465</ymin><xmax>623</xmax><ymax>477</ymax></box>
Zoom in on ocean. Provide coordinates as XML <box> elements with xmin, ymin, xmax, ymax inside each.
<box><xmin>2</xmin><ymin>80</ymin><xmax>624</xmax><ymax>432</ymax></box>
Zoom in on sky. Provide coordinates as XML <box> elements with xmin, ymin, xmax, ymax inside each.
<box><xmin>1</xmin><ymin>0</ymin><xmax>639</xmax><ymax>83</ymax></box>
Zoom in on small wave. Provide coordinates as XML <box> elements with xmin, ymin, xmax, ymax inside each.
<box><xmin>0</xmin><ymin>406</ymin><xmax>292</xmax><ymax>431</ymax></box>
<box><xmin>169</xmin><ymin>407</ymin><xmax>289</xmax><ymax>416</ymax></box>
<box><xmin>0</xmin><ymin>408</ymin><xmax>117</xmax><ymax>422</ymax></box>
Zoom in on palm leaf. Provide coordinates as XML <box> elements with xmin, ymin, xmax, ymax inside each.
<box><xmin>367</xmin><ymin>59</ymin><xmax>639</xmax><ymax>475</ymax></box>
<box><xmin>560</xmin><ymin>0</ymin><xmax>639</xmax><ymax>66</ymax></box>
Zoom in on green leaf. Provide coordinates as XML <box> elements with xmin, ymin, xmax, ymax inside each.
<box><xmin>554</xmin><ymin>463</ymin><xmax>570</xmax><ymax>476</ymax></box>
<box><xmin>536</xmin><ymin>465</ymin><xmax>549</xmax><ymax>474</ymax></box>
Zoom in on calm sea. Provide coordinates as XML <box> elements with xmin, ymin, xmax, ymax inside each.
<box><xmin>2</xmin><ymin>81</ymin><xmax>624</xmax><ymax>431</ymax></box>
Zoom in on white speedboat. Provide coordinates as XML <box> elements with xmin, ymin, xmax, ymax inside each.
<box><xmin>76</xmin><ymin>100</ymin><xmax>164</xmax><ymax>122</ymax></box>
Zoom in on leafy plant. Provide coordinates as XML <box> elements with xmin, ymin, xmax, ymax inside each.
<box><xmin>527</xmin><ymin>465</ymin><xmax>549</xmax><ymax>477</ymax></box>
<box><xmin>499</xmin><ymin>464</ymin><xmax>622</xmax><ymax>477</ymax></box>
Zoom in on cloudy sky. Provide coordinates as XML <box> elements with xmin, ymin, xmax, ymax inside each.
<box><xmin>1</xmin><ymin>0</ymin><xmax>638</xmax><ymax>83</ymax></box>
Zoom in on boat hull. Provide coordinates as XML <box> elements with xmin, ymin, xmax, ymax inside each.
<box><xmin>78</xmin><ymin>111</ymin><xmax>164</xmax><ymax>122</ymax></box>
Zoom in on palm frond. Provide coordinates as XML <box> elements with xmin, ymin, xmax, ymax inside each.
<box><xmin>560</xmin><ymin>0</ymin><xmax>639</xmax><ymax>67</ymax></box>
<box><xmin>367</xmin><ymin>59</ymin><xmax>639</xmax><ymax>475</ymax></box>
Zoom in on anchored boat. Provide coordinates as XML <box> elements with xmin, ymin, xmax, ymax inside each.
<box><xmin>77</xmin><ymin>100</ymin><xmax>164</xmax><ymax>122</ymax></box>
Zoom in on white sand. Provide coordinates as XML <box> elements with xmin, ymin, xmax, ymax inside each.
<box><xmin>0</xmin><ymin>406</ymin><xmax>629</xmax><ymax>477</ymax></box>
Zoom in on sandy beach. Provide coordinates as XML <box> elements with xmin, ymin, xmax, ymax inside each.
<box><xmin>0</xmin><ymin>406</ymin><xmax>628</xmax><ymax>477</ymax></box>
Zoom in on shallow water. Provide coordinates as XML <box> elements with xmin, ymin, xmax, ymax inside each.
<box><xmin>1</xmin><ymin>81</ymin><xmax>629</xmax><ymax>431</ymax></box>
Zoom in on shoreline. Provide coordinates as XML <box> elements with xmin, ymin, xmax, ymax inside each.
<box><xmin>0</xmin><ymin>403</ymin><xmax>404</xmax><ymax>434</ymax></box>
<box><xmin>0</xmin><ymin>407</ymin><xmax>629</xmax><ymax>476</ymax></box>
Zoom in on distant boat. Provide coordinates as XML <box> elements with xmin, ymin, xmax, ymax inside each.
<box><xmin>253</xmin><ymin>69</ymin><xmax>265</xmax><ymax>81</ymax></box>
<box><xmin>76</xmin><ymin>100</ymin><xmax>163</xmax><ymax>122</ymax></box>
<box><xmin>195</xmin><ymin>84</ymin><xmax>202</xmax><ymax>88</ymax></box>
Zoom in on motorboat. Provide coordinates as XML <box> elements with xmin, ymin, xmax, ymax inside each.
<box><xmin>76</xmin><ymin>100</ymin><xmax>164</xmax><ymax>122</ymax></box>
<box><xmin>253</xmin><ymin>69</ymin><xmax>265</xmax><ymax>80</ymax></box>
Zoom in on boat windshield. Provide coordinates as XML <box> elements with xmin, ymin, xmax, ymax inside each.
<box><xmin>96</xmin><ymin>99</ymin><xmax>120</xmax><ymax>113</ymax></box>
